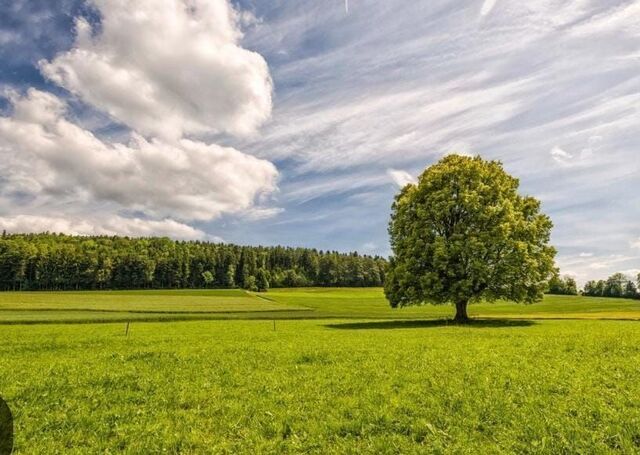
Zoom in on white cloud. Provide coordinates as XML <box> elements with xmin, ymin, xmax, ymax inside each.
<box><xmin>0</xmin><ymin>215</ymin><xmax>215</xmax><ymax>241</ymax></box>
<box><xmin>561</xmin><ymin>270</ymin><xmax>579</xmax><ymax>278</ymax></box>
<box><xmin>631</xmin><ymin>238</ymin><xmax>640</xmax><ymax>249</ymax></box>
<box><xmin>621</xmin><ymin>269</ymin><xmax>640</xmax><ymax>278</ymax></box>
<box><xmin>285</xmin><ymin>172</ymin><xmax>389</xmax><ymax>203</ymax></box>
<box><xmin>40</xmin><ymin>0</ymin><xmax>272</xmax><ymax>139</ymax></box>
<box><xmin>568</xmin><ymin>2</ymin><xmax>640</xmax><ymax>38</ymax></box>
<box><xmin>479</xmin><ymin>0</ymin><xmax>498</xmax><ymax>18</ymax></box>
<box><xmin>235</xmin><ymin>0</ymin><xmax>638</xmax><ymax>274</ymax></box>
<box><xmin>550</xmin><ymin>146</ymin><xmax>573</xmax><ymax>164</ymax></box>
<box><xmin>2</xmin><ymin>0</ymin><xmax>640</xmax><ymax>271</ymax></box>
<box><xmin>586</xmin><ymin>255</ymin><xmax>639</xmax><ymax>271</ymax></box>
<box><xmin>579</xmin><ymin>252</ymin><xmax>594</xmax><ymax>258</ymax></box>
<box><xmin>387</xmin><ymin>169</ymin><xmax>416</xmax><ymax>188</ymax></box>
<box><xmin>241</xmin><ymin>207</ymin><xmax>285</xmax><ymax>221</ymax></box>
<box><xmin>0</xmin><ymin>89</ymin><xmax>278</xmax><ymax>221</ymax></box>
<box><xmin>251</xmin><ymin>73</ymin><xmax>529</xmax><ymax>172</ymax></box>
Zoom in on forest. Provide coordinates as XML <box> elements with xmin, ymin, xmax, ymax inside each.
<box><xmin>0</xmin><ymin>233</ymin><xmax>388</xmax><ymax>291</ymax></box>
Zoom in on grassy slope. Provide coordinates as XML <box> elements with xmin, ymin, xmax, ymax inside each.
<box><xmin>1</xmin><ymin>319</ymin><xmax>639</xmax><ymax>453</ymax></box>
<box><xmin>0</xmin><ymin>288</ymin><xmax>639</xmax><ymax>323</ymax></box>
<box><xmin>0</xmin><ymin>290</ymin><xmax>312</xmax><ymax>324</ymax></box>
<box><xmin>267</xmin><ymin>288</ymin><xmax>640</xmax><ymax>320</ymax></box>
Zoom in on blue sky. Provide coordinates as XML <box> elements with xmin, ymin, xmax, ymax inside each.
<box><xmin>0</xmin><ymin>0</ymin><xmax>638</xmax><ymax>283</ymax></box>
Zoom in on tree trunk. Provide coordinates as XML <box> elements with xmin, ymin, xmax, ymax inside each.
<box><xmin>454</xmin><ymin>299</ymin><xmax>470</xmax><ymax>323</ymax></box>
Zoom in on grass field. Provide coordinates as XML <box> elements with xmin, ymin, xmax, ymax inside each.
<box><xmin>0</xmin><ymin>290</ymin><xmax>312</xmax><ymax>324</ymax></box>
<box><xmin>268</xmin><ymin>288</ymin><xmax>640</xmax><ymax>320</ymax></box>
<box><xmin>1</xmin><ymin>288</ymin><xmax>640</xmax><ymax>453</ymax></box>
<box><xmin>1</xmin><ymin>287</ymin><xmax>640</xmax><ymax>323</ymax></box>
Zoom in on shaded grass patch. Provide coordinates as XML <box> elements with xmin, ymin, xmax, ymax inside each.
<box><xmin>325</xmin><ymin>318</ymin><xmax>537</xmax><ymax>330</ymax></box>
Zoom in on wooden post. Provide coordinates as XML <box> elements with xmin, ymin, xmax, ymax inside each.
<box><xmin>125</xmin><ymin>321</ymin><xmax>130</xmax><ymax>337</ymax></box>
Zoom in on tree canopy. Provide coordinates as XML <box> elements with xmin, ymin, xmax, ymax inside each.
<box><xmin>0</xmin><ymin>232</ymin><xmax>387</xmax><ymax>291</ymax></box>
<box><xmin>583</xmin><ymin>273</ymin><xmax>639</xmax><ymax>299</ymax></box>
<box><xmin>384</xmin><ymin>154</ymin><xmax>556</xmax><ymax>322</ymax></box>
<box><xmin>547</xmin><ymin>274</ymin><xmax>578</xmax><ymax>295</ymax></box>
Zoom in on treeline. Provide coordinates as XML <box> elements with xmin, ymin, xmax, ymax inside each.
<box><xmin>0</xmin><ymin>233</ymin><xmax>387</xmax><ymax>291</ymax></box>
<box><xmin>583</xmin><ymin>273</ymin><xmax>639</xmax><ymax>299</ymax></box>
<box><xmin>546</xmin><ymin>275</ymin><xmax>578</xmax><ymax>295</ymax></box>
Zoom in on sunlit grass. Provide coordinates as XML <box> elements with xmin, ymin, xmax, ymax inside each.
<box><xmin>1</xmin><ymin>288</ymin><xmax>639</xmax><ymax>324</ymax></box>
<box><xmin>1</xmin><ymin>319</ymin><xmax>639</xmax><ymax>453</ymax></box>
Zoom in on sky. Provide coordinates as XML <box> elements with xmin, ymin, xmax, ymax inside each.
<box><xmin>0</xmin><ymin>0</ymin><xmax>638</xmax><ymax>284</ymax></box>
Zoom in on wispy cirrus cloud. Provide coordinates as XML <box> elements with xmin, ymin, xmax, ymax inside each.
<box><xmin>550</xmin><ymin>146</ymin><xmax>573</xmax><ymax>165</ymax></box>
<box><xmin>479</xmin><ymin>0</ymin><xmax>498</xmax><ymax>18</ymax></box>
<box><xmin>387</xmin><ymin>169</ymin><xmax>416</xmax><ymax>188</ymax></box>
<box><xmin>228</xmin><ymin>0</ymin><xmax>640</xmax><ymax>279</ymax></box>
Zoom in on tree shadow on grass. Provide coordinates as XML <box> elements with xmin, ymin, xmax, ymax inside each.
<box><xmin>325</xmin><ymin>318</ymin><xmax>537</xmax><ymax>330</ymax></box>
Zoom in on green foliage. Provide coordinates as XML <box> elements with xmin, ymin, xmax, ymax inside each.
<box><xmin>0</xmin><ymin>233</ymin><xmax>387</xmax><ymax>291</ymax></box>
<box><xmin>2</xmin><ymin>319</ymin><xmax>640</xmax><ymax>452</ymax></box>
<box><xmin>1</xmin><ymin>288</ymin><xmax>640</xmax><ymax>324</ymax></box>
<box><xmin>201</xmin><ymin>271</ymin><xmax>214</xmax><ymax>287</ymax></box>
<box><xmin>385</xmin><ymin>155</ymin><xmax>556</xmax><ymax>320</ymax></box>
<box><xmin>625</xmin><ymin>280</ymin><xmax>638</xmax><ymax>299</ymax></box>
<box><xmin>547</xmin><ymin>274</ymin><xmax>578</xmax><ymax>295</ymax></box>
<box><xmin>256</xmin><ymin>268</ymin><xmax>270</xmax><ymax>292</ymax></box>
<box><xmin>243</xmin><ymin>275</ymin><xmax>258</xmax><ymax>292</ymax></box>
<box><xmin>605</xmin><ymin>273</ymin><xmax>627</xmax><ymax>297</ymax></box>
<box><xmin>282</xmin><ymin>269</ymin><xmax>307</xmax><ymax>287</ymax></box>
<box><xmin>584</xmin><ymin>273</ymin><xmax>639</xmax><ymax>299</ymax></box>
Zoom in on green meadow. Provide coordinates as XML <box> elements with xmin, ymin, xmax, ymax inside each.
<box><xmin>1</xmin><ymin>288</ymin><xmax>640</xmax><ymax>453</ymax></box>
<box><xmin>1</xmin><ymin>287</ymin><xmax>640</xmax><ymax>323</ymax></box>
<box><xmin>0</xmin><ymin>289</ymin><xmax>311</xmax><ymax>324</ymax></box>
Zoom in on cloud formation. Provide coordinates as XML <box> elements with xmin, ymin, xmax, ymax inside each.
<box><xmin>0</xmin><ymin>89</ymin><xmax>278</xmax><ymax>221</ymax></box>
<box><xmin>0</xmin><ymin>0</ymin><xmax>638</xmax><ymax>279</ymax></box>
<box><xmin>235</xmin><ymin>0</ymin><xmax>639</xmax><ymax>280</ymax></box>
<box><xmin>479</xmin><ymin>0</ymin><xmax>498</xmax><ymax>18</ymax></box>
<box><xmin>550</xmin><ymin>146</ymin><xmax>573</xmax><ymax>165</ymax></box>
<box><xmin>40</xmin><ymin>0</ymin><xmax>273</xmax><ymax>139</ymax></box>
<box><xmin>387</xmin><ymin>169</ymin><xmax>416</xmax><ymax>188</ymax></box>
<box><xmin>0</xmin><ymin>214</ymin><xmax>213</xmax><ymax>240</ymax></box>
<box><xmin>0</xmin><ymin>0</ymin><xmax>282</xmax><ymax>241</ymax></box>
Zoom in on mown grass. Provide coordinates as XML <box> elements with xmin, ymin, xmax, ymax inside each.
<box><xmin>1</xmin><ymin>288</ymin><xmax>639</xmax><ymax>324</ymax></box>
<box><xmin>0</xmin><ymin>290</ymin><xmax>311</xmax><ymax>324</ymax></box>
<box><xmin>0</xmin><ymin>289</ymin><xmax>290</xmax><ymax>312</ymax></box>
<box><xmin>268</xmin><ymin>288</ymin><xmax>640</xmax><ymax>320</ymax></box>
<box><xmin>1</xmin><ymin>319</ymin><xmax>640</xmax><ymax>453</ymax></box>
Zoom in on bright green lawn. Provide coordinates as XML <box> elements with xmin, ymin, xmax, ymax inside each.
<box><xmin>1</xmin><ymin>319</ymin><xmax>640</xmax><ymax>453</ymax></box>
<box><xmin>268</xmin><ymin>288</ymin><xmax>640</xmax><ymax>320</ymax></box>
<box><xmin>1</xmin><ymin>288</ymin><xmax>639</xmax><ymax>324</ymax></box>
<box><xmin>0</xmin><ymin>290</ymin><xmax>311</xmax><ymax>324</ymax></box>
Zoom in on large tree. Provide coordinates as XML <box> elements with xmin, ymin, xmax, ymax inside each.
<box><xmin>385</xmin><ymin>155</ymin><xmax>556</xmax><ymax>322</ymax></box>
